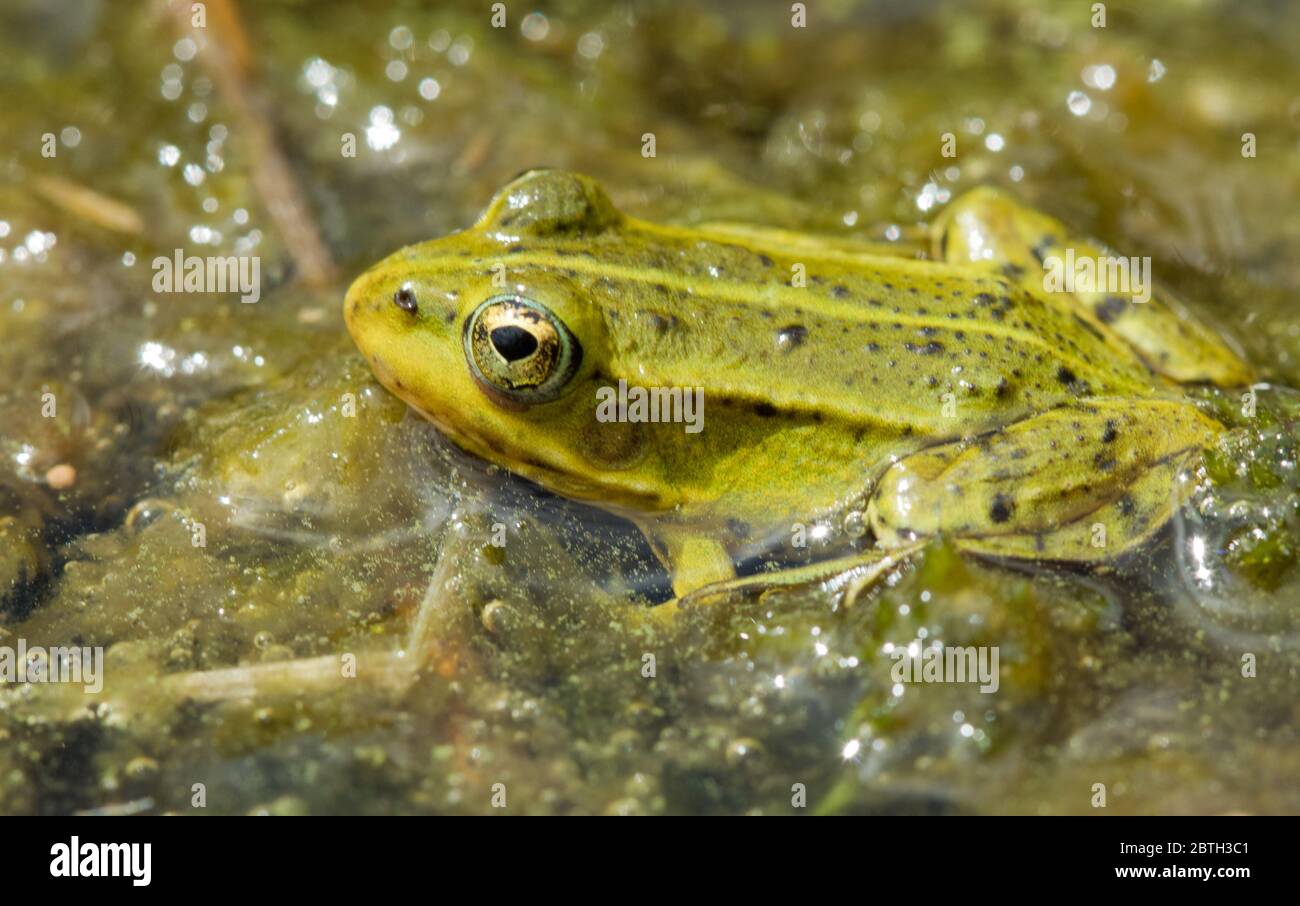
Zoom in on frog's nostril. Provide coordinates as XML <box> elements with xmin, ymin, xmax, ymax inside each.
<box><xmin>393</xmin><ymin>283</ymin><xmax>419</xmax><ymax>313</ymax></box>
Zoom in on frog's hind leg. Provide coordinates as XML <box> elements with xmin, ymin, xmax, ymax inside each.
<box><xmin>932</xmin><ymin>187</ymin><xmax>1254</xmax><ymax>386</ymax></box>
<box><xmin>950</xmin><ymin>453</ymin><xmax>1192</xmax><ymax>562</ymax></box>
<box><xmin>868</xmin><ymin>399</ymin><xmax>1222</xmax><ymax>564</ymax></box>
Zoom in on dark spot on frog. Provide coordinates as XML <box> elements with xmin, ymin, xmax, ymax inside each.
<box><xmin>758</xmin><ymin>253</ymin><xmax>774</xmax><ymax>268</ymax></box>
<box><xmin>1031</xmin><ymin>235</ymin><xmax>1055</xmax><ymax>264</ymax></box>
<box><xmin>776</xmin><ymin>325</ymin><xmax>808</xmax><ymax>351</ymax></box>
<box><xmin>1094</xmin><ymin>296</ymin><xmax>1129</xmax><ymax>324</ymax></box>
<box><xmin>1093</xmin><ymin>453</ymin><xmax>1116</xmax><ymax>472</ymax></box>
<box><xmin>507</xmin><ymin>244</ymin><xmax>525</xmax><ymax>253</ymax></box>
<box><xmin>905</xmin><ymin>341</ymin><xmax>945</xmax><ymax>355</ymax></box>
<box><xmin>753</xmin><ymin>402</ymin><xmax>778</xmax><ymax>418</ymax></box>
<box><xmin>1056</xmin><ymin>366</ymin><xmax>1090</xmax><ymax>395</ymax></box>
<box><xmin>1117</xmin><ymin>494</ymin><xmax>1136</xmax><ymax>516</ymax></box>
<box><xmin>1001</xmin><ymin>263</ymin><xmax>1025</xmax><ymax>279</ymax></box>
<box><xmin>1101</xmin><ymin>420</ymin><xmax>1118</xmax><ymax>443</ymax></box>
<box><xmin>1072</xmin><ymin>314</ymin><xmax>1106</xmax><ymax>342</ymax></box>
<box><xmin>647</xmin><ymin>312</ymin><xmax>679</xmax><ymax>334</ymax></box>
<box><xmin>832</xmin><ymin>284</ymin><xmax>850</xmax><ymax>299</ymax></box>
<box><xmin>989</xmin><ymin>493</ymin><xmax>1014</xmax><ymax>524</ymax></box>
<box><xmin>726</xmin><ymin>518</ymin><xmax>751</xmax><ymax>540</ymax></box>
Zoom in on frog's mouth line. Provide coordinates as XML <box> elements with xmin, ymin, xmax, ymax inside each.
<box><xmin>373</xmin><ymin>367</ymin><xmax>669</xmax><ymax>516</ymax></box>
<box><xmin>420</xmin><ymin>403</ymin><xmax>668</xmax><ymax>513</ymax></box>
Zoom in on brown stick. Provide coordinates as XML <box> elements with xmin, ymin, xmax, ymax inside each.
<box><xmin>31</xmin><ymin>175</ymin><xmax>144</xmax><ymax>235</ymax></box>
<box><xmin>169</xmin><ymin>0</ymin><xmax>336</xmax><ymax>285</ymax></box>
<box><xmin>162</xmin><ymin>651</ymin><xmax>417</xmax><ymax>702</ymax></box>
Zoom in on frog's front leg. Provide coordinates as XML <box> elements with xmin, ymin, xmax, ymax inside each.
<box><xmin>638</xmin><ymin>522</ymin><xmax>737</xmax><ymax>598</ymax></box>
<box><xmin>868</xmin><ymin>399</ymin><xmax>1222</xmax><ymax>563</ymax></box>
<box><xmin>933</xmin><ymin>187</ymin><xmax>1254</xmax><ymax>387</ymax></box>
<box><xmin>638</xmin><ymin>516</ymin><xmax>923</xmax><ymax>616</ymax></box>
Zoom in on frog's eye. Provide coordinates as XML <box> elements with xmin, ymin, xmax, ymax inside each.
<box><xmin>464</xmin><ymin>295</ymin><xmax>582</xmax><ymax>405</ymax></box>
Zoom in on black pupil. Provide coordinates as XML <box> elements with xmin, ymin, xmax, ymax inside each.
<box><xmin>490</xmin><ymin>325</ymin><xmax>539</xmax><ymax>361</ymax></box>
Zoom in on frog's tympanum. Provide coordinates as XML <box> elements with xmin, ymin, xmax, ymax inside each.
<box><xmin>344</xmin><ymin>170</ymin><xmax>1254</xmax><ymax>609</ymax></box>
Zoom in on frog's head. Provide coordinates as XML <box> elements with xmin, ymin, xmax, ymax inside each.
<box><xmin>344</xmin><ymin>170</ymin><xmax>671</xmax><ymax>510</ymax></box>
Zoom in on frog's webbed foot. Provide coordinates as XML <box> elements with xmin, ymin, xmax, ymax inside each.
<box><xmin>868</xmin><ymin>399</ymin><xmax>1222</xmax><ymax>564</ymax></box>
<box><xmin>641</xmin><ymin>518</ymin><xmax>922</xmax><ymax>618</ymax></box>
<box><xmin>658</xmin><ymin>543</ymin><xmax>922</xmax><ymax>618</ymax></box>
<box><xmin>933</xmin><ymin>187</ymin><xmax>1254</xmax><ymax>386</ymax></box>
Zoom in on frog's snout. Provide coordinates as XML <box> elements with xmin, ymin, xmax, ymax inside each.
<box><xmin>342</xmin><ymin>269</ymin><xmax>380</xmax><ymax>339</ymax></box>
<box><xmin>342</xmin><ymin>273</ymin><xmax>359</xmax><ymax>315</ymax></box>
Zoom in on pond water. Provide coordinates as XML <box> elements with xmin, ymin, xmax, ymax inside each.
<box><xmin>2</xmin><ymin>0</ymin><xmax>1299</xmax><ymax>814</ymax></box>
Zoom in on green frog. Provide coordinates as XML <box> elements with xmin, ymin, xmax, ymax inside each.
<box><xmin>344</xmin><ymin>169</ymin><xmax>1254</xmax><ymax>613</ymax></box>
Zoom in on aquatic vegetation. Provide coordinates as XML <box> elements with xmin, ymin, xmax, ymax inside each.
<box><xmin>1</xmin><ymin>0</ymin><xmax>1298</xmax><ymax>815</ymax></box>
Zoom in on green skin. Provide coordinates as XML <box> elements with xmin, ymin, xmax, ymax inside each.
<box><xmin>344</xmin><ymin>170</ymin><xmax>1254</xmax><ymax>607</ymax></box>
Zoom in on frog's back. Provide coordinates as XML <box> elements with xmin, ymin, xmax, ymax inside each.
<box><xmin>502</xmin><ymin>217</ymin><xmax>1164</xmax><ymax>439</ymax></box>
